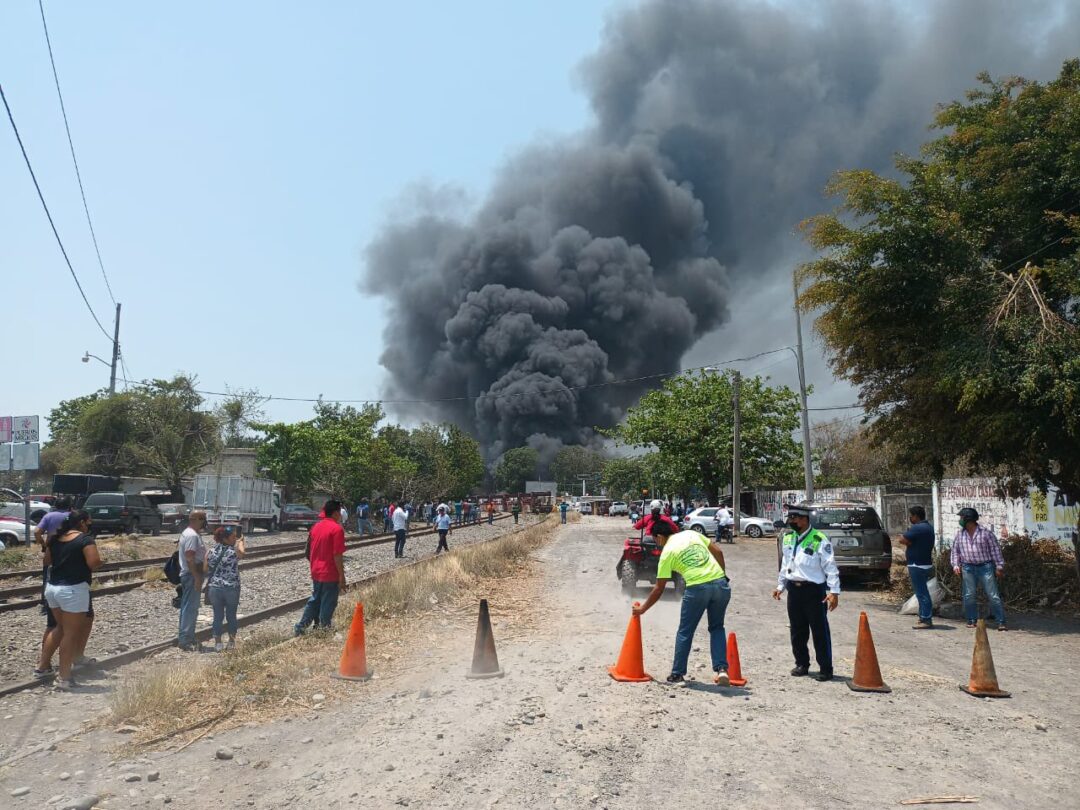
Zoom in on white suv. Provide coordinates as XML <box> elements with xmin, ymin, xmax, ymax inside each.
<box><xmin>609</xmin><ymin>501</ymin><xmax>629</xmax><ymax>516</ymax></box>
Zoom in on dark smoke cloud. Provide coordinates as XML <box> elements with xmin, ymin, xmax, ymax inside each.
<box><xmin>364</xmin><ymin>0</ymin><xmax>1080</xmax><ymax>461</ymax></box>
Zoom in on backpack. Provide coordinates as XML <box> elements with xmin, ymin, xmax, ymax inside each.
<box><xmin>163</xmin><ymin>550</ymin><xmax>182</xmax><ymax>585</ymax></box>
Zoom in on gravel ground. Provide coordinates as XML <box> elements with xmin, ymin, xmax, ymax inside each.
<box><xmin>0</xmin><ymin>517</ymin><xmax>526</xmax><ymax>687</ymax></box>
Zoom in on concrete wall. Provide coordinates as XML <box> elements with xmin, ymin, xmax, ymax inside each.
<box><xmin>199</xmin><ymin>448</ymin><xmax>259</xmax><ymax>479</ymax></box>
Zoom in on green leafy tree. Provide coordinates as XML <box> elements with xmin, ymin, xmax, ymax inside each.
<box><xmin>40</xmin><ymin>390</ymin><xmax>106</xmax><ymax>476</ymax></box>
<box><xmin>605</xmin><ymin>371</ymin><xmax>803</xmax><ymax>503</ymax></box>
<box><xmin>800</xmin><ymin>62</ymin><xmax>1080</xmax><ymax>524</ymax></box>
<box><xmin>77</xmin><ymin>376</ymin><xmax>222</xmax><ymax>497</ymax></box>
<box><xmin>551</xmin><ymin>446</ymin><xmax>607</xmax><ymax>494</ymax></box>
<box><xmin>494</xmin><ymin>447</ymin><xmax>539</xmax><ymax>493</ymax></box>
<box><xmin>601</xmin><ymin>456</ymin><xmax>648</xmax><ymax>501</ymax></box>
<box><xmin>215</xmin><ymin>388</ymin><xmax>267</xmax><ymax>448</ymax></box>
<box><xmin>255</xmin><ymin>421</ymin><xmax>324</xmax><ymax>502</ymax></box>
<box><xmin>442</xmin><ymin>424</ymin><xmax>485</xmax><ymax>498</ymax></box>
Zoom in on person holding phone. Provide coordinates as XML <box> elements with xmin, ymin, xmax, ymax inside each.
<box><xmin>207</xmin><ymin>525</ymin><xmax>246</xmax><ymax>651</ymax></box>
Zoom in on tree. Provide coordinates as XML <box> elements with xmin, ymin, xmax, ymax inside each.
<box><xmin>494</xmin><ymin>447</ymin><xmax>539</xmax><ymax>493</ymax></box>
<box><xmin>215</xmin><ymin>388</ymin><xmax>267</xmax><ymax>448</ymax></box>
<box><xmin>77</xmin><ymin>376</ymin><xmax>222</xmax><ymax>497</ymax></box>
<box><xmin>551</xmin><ymin>446</ymin><xmax>607</xmax><ymax>494</ymax></box>
<box><xmin>812</xmin><ymin>419</ymin><xmax>933</xmax><ymax>488</ymax></box>
<box><xmin>255</xmin><ymin>421</ymin><xmax>324</xmax><ymax>502</ymax></box>
<box><xmin>605</xmin><ymin>371</ymin><xmax>803</xmax><ymax>503</ymax></box>
<box><xmin>800</xmin><ymin>62</ymin><xmax>1080</xmax><ymax>521</ymax></box>
<box><xmin>601</xmin><ymin>456</ymin><xmax>648</xmax><ymax>501</ymax></box>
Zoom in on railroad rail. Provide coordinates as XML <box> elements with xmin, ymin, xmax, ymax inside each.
<box><xmin>0</xmin><ymin>512</ymin><xmax>523</xmax><ymax>698</ymax></box>
<box><xmin>0</xmin><ymin>517</ymin><xmax>511</xmax><ymax>613</ymax></box>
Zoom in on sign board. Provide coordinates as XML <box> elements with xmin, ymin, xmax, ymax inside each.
<box><xmin>12</xmin><ymin>443</ymin><xmax>40</xmax><ymax>471</ymax></box>
<box><xmin>11</xmin><ymin>415</ymin><xmax>39</xmax><ymax>443</ymax></box>
<box><xmin>0</xmin><ymin>416</ymin><xmax>10</xmax><ymax>443</ymax></box>
<box><xmin>1</xmin><ymin>444</ymin><xmax>9</xmax><ymax>473</ymax></box>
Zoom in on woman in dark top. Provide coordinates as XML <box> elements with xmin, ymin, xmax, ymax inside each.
<box><xmin>43</xmin><ymin>510</ymin><xmax>102</xmax><ymax>690</ymax></box>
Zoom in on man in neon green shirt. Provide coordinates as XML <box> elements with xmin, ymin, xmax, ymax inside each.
<box><xmin>633</xmin><ymin>521</ymin><xmax>732</xmax><ymax>685</ymax></box>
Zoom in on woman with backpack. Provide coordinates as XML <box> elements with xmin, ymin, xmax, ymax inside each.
<box><xmin>206</xmin><ymin>525</ymin><xmax>246</xmax><ymax>652</ymax></box>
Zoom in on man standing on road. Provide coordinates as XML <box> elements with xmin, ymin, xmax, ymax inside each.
<box><xmin>511</xmin><ymin>498</ymin><xmax>521</xmax><ymax>525</ymax></box>
<box><xmin>356</xmin><ymin>499</ymin><xmax>373</xmax><ymax>536</ymax></box>
<box><xmin>900</xmin><ymin>505</ymin><xmax>936</xmax><ymax>629</ymax></box>
<box><xmin>392</xmin><ymin>500</ymin><xmax>410</xmax><ymax>558</ymax></box>
<box><xmin>177</xmin><ymin>510</ymin><xmax>208</xmax><ymax>651</ymax></box>
<box><xmin>486</xmin><ymin>499</ymin><xmax>495</xmax><ymax>525</ymax></box>
<box><xmin>772</xmin><ymin>504</ymin><xmax>840</xmax><ymax>681</ymax></box>
<box><xmin>951</xmin><ymin>507</ymin><xmax>1007</xmax><ymax>631</ymax></box>
<box><xmin>295</xmin><ymin>501</ymin><xmax>347</xmax><ymax>635</ymax></box>
<box><xmin>633</xmin><ymin>522</ymin><xmax>733</xmax><ymax>686</ymax></box>
<box><xmin>559</xmin><ymin>499</ymin><xmax>569</xmax><ymax>524</ymax></box>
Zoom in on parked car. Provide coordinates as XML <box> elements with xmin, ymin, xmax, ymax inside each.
<box><xmin>609</xmin><ymin>501</ymin><xmax>629</xmax><ymax>516</ymax></box>
<box><xmin>0</xmin><ymin>515</ymin><xmax>35</xmax><ymax>547</ymax></box>
<box><xmin>0</xmin><ymin>491</ymin><xmax>53</xmax><ymax>524</ymax></box>
<box><xmin>685</xmin><ymin>507</ymin><xmax>777</xmax><ymax>538</ymax></box>
<box><xmin>776</xmin><ymin>502</ymin><xmax>892</xmax><ymax>584</ymax></box>
<box><xmin>157</xmin><ymin>503</ymin><xmax>191</xmax><ymax>532</ymax></box>
<box><xmin>82</xmin><ymin>492</ymin><xmax>163</xmax><ymax>536</ymax></box>
<box><xmin>281</xmin><ymin>503</ymin><xmax>319</xmax><ymax>531</ymax></box>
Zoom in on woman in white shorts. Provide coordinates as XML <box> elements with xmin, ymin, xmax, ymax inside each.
<box><xmin>43</xmin><ymin>510</ymin><xmax>101</xmax><ymax>690</ymax></box>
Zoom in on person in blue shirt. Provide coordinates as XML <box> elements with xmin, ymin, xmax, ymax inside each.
<box><xmin>434</xmin><ymin>505</ymin><xmax>452</xmax><ymax>553</ymax></box>
<box><xmin>559</xmin><ymin>500</ymin><xmax>569</xmax><ymax>524</ymax></box>
<box><xmin>900</xmin><ymin>505</ymin><xmax>936</xmax><ymax>629</ymax></box>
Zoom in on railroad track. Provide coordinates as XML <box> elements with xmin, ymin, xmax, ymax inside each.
<box><xmin>0</xmin><ymin>512</ymin><xmax>527</xmax><ymax>698</ymax></box>
<box><xmin>0</xmin><ymin>517</ymin><xmax>512</xmax><ymax>613</ymax></box>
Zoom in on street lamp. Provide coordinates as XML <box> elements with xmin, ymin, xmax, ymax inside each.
<box><xmin>81</xmin><ymin>348</ymin><xmax>117</xmax><ymax>395</ymax></box>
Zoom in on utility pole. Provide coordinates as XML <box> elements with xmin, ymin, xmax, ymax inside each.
<box><xmin>793</xmin><ymin>275</ymin><xmax>814</xmax><ymax>501</ymax></box>
<box><xmin>731</xmin><ymin>370</ymin><xmax>741</xmax><ymax>538</ymax></box>
<box><xmin>109</xmin><ymin>302</ymin><xmax>121</xmax><ymax>395</ymax></box>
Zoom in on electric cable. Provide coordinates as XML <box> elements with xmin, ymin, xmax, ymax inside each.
<box><xmin>1</xmin><ymin>82</ymin><xmax>112</xmax><ymax>342</ymax></box>
<box><xmin>38</xmin><ymin>0</ymin><xmax>117</xmax><ymax>305</ymax></box>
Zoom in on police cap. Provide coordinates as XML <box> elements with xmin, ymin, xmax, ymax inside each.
<box><xmin>786</xmin><ymin>504</ymin><xmax>812</xmax><ymax>519</ymax></box>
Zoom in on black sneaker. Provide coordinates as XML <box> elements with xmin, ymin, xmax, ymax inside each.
<box><xmin>815</xmin><ymin>671</ymin><xmax>834</xmax><ymax>682</ymax></box>
<box><xmin>665</xmin><ymin>674</ymin><xmax>686</xmax><ymax>684</ymax></box>
<box><xmin>790</xmin><ymin>665</ymin><xmax>809</xmax><ymax>677</ymax></box>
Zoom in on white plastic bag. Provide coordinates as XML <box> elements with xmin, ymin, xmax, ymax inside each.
<box><xmin>899</xmin><ymin>576</ymin><xmax>945</xmax><ymax>614</ymax></box>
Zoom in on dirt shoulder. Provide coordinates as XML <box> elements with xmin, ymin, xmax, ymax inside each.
<box><xmin>2</xmin><ymin>517</ymin><xmax>1078</xmax><ymax>809</ymax></box>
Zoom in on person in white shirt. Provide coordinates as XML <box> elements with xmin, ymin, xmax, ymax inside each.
<box><xmin>716</xmin><ymin>506</ymin><xmax>734</xmax><ymax>541</ymax></box>
<box><xmin>177</xmin><ymin>511</ymin><xmax>208</xmax><ymax>651</ymax></box>
<box><xmin>771</xmin><ymin>504</ymin><xmax>840</xmax><ymax>681</ymax></box>
<box><xmin>434</xmin><ymin>506</ymin><xmax>452</xmax><ymax>553</ymax></box>
<box><xmin>392</xmin><ymin>503</ymin><xmax>410</xmax><ymax>558</ymax></box>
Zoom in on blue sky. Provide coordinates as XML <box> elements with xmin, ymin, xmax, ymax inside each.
<box><xmin>3</xmin><ymin>1</ymin><xmax>622</xmax><ymax>434</ymax></box>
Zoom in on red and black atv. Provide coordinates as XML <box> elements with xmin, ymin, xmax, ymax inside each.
<box><xmin>616</xmin><ymin>530</ymin><xmax>685</xmax><ymax>595</ymax></box>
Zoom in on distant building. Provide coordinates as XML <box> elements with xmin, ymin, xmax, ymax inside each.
<box><xmin>525</xmin><ymin>480</ymin><xmax>558</xmax><ymax>498</ymax></box>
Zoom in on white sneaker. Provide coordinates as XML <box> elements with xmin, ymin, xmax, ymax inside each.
<box><xmin>214</xmin><ymin>642</ymin><xmax>224</xmax><ymax>653</ymax></box>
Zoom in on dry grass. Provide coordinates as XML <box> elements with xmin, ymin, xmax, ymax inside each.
<box><xmin>108</xmin><ymin>513</ymin><xmax>563</xmax><ymax>748</ymax></box>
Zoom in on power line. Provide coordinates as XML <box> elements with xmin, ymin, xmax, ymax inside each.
<box><xmin>38</xmin><ymin>0</ymin><xmax>116</xmax><ymax>305</ymax></box>
<box><xmin>807</xmin><ymin>404</ymin><xmax>862</xmax><ymax>411</ymax></box>
<box><xmin>115</xmin><ymin>346</ymin><xmax>797</xmax><ymax>406</ymax></box>
<box><xmin>1</xmin><ymin>82</ymin><xmax>112</xmax><ymax>342</ymax></box>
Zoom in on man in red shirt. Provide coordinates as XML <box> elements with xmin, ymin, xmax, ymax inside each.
<box><xmin>294</xmin><ymin>500</ymin><xmax>347</xmax><ymax>636</ymax></box>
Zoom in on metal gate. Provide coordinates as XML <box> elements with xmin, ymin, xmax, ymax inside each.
<box><xmin>881</xmin><ymin>491</ymin><xmax>933</xmax><ymax>536</ymax></box>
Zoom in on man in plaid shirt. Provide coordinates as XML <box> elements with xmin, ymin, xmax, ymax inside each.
<box><xmin>950</xmin><ymin>507</ymin><xmax>1007</xmax><ymax>630</ymax></box>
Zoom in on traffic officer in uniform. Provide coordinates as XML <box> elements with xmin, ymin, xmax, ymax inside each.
<box><xmin>771</xmin><ymin>504</ymin><xmax>840</xmax><ymax>681</ymax></box>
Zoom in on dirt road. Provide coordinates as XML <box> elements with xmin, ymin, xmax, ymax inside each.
<box><xmin>2</xmin><ymin>516</ymin><xmax>1078</xmax><ymax>808</ymax></box>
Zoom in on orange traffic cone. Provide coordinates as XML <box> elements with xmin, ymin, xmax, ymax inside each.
<box><xmin>608</xmin><ymin>603</ymin><xmax>652</xmax><ymax>683</ymax></box>
<box><xmin>332</xmin><ymin>602</ymin><xmax>372</xmax><ymax>681</ymax></box>
<box><xmin>726</xmin><ymin>632</ymin><xmax>747</xmax><ymax>687</ymax></box>
<box><xmin>466</xmin><ymin>599</ymin><xmax>505</xmax><ymax>679</ymax></box>
<box><xmin>960</xmin><ymin>619</ymin><xmax>1010</xmax><ymax>698</ymax></box>
<box><xmin>846</xmin><ymin>611</ymin><xmax>891</xmax><ymax>693</ymax></box>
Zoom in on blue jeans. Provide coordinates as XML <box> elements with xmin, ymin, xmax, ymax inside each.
<box><xmin>672</xmin><ymin>578</ymin><xmax>731</xmax><ymax>676</ymax></box>
<box><xmin>908</xmin><ymin>566</ymin><xmax>933</xmax><ymax>623</ymax></box>
<box><xmin>178</xmin><ymin>572</ymin><xmax>200</xmax><ymax>647</ymax></box>
<box><xmin>560</xmin><ymin>512</ymin><xmax>567</xmax><ymax>524</ymax></box>
<box><xmin>961</xmin><ymin>562</ymin><xmax>1005</xmax><ymax>624</ymax></box>
<box><xmin>357</xmin><ymin>518</ymin><xmax>373</xmax><ymax>536</ymax></box>
<box><xmin>209</xmin><ymin>585</ymin><xmax>240</xmax><ymax>638</ymax></box>
<box><xmin>294</xmin><ymin>580</ymin><xmax>340</xmax><ymax>635</ymax></box>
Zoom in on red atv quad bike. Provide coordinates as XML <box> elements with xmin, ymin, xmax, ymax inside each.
<box><xmin>616</xmin><ymin>530</ymin><xmax>685</xmax><ymax>595</ymax></box>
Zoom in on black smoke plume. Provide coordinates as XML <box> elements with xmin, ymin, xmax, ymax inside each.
<box><xmin>364</xmin><ymin>0</ymin><xmax>1079</xmax><ymax>461</ymax></box>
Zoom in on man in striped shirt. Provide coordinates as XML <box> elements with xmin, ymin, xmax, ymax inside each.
<box><xmin>950</xmin><ymin>507</ymin><xmax>1007</xmax><ymax>631</ymax></box>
